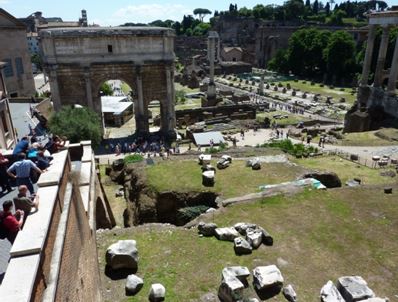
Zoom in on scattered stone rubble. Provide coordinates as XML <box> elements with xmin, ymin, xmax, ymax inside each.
<box><xmin>105</xmin><ymin>240</ymin><xmax>139</xmax><ymax>270</ymax></box>
<box><xmin>149</xmin><ymin>283</ymin><xmax>166</xmax><ymax>302</ymax></box>
<box><xmin>253</xmin><ymin>265</ymin><xmax>284</xmax><ymax>294</ymax></box>
<box><xmin>198</xmin><ymin>221</ymin><xmax>274</xmax><ymax>256</ymax></box>
<box><xmin>246</xmin><ymin>158</ymin><xmax>261</xmax><ymax>170</ymax></box>
<box><xmin>283</xmin><ymin>284</ymin><xmax>297</xmax><ymax>302</ymax></box>
<box><xmin>321</xmin><ymin>277</ymin><xmax>388</xmax><ymax>302</ymax></box>
<box><xmin>125</xmin><ymin>274</ymin><xmax>144</xmax><ymax>295</ymax></box>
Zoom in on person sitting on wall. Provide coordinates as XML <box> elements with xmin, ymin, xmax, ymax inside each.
<box><xmin>0</xmin><ymin>200</ymin><xmax>24</xmax><ymax>243</ymax></box>
<box><xmin>13</xmin><ymin>185</ymin><xmax>39</xmax><ymax>218</ymax></box>
<box><xmin>36</xmin><ymin>150</ymin><xmax>52</xmax><ymax>170</ymax></box>
<box><xmin>12</xmin><ymin>136</ymin><xmax>29</xmax><ymax>156</ymax></box>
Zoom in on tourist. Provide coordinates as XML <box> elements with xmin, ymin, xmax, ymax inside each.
<box><xmin>0</xmin><ymin>200</ymin><xmax>24</xmax><ymax>243</ymax></box>
<box><xmin>50</xmin><ymin>135</ymin><xmax>66</xmax><ymax>153</ymax></box>
<box><xmin>0</xmin><ymin>152</ymin><xmax>12</xmax><ymax>194</ymax></box>
<box><xmin>12</xmin><ymin>136</ymin><xmax>29</xmax><ymax>156</ymax></box>
<box><xmin>7</xmin><ymin>152</ymin><xmax>43</xmax><ymax>194</ymax></box>
<box><xmin>13</xmin><ymin>185</ymin><xmax>39</xmax><ymax>218</ymax></box>
<box><xmin>115</xmin><ymin>144</ymin><xmax>121</xmax><ymax>156</ymax></box>
<box><xmin>36</xmin><ymin>150</ymin><xmax>51</xmax><ymax>170</ymax></box>
<box><xmin>198</xmin><ymin>144</ymin><xmax>201</xmax><ymax>151</ymax></box>
<box><xmin>307</xmin><ymin>135</ymin><xmax>312</xmax><ymax>145</ymax></box>
<box><xmin>240</xmin><ymin>129</ymin><xmax>245</xmax><ymax>140</ymax></box>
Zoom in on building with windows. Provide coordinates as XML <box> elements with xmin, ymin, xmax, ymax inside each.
<box><xmin>27</xmin><ymin>32</ymin><xmax>39</xmax><ymax>54</ymax></box>
<box><xmin>0</xmin><ymin>9</ymin><xmax>35</xmax><ymax>97</ymax></box>
<box><xmin>0</xmin><ymin>62</ymin><xmax>17</xmax><ymax>151</ymax></box>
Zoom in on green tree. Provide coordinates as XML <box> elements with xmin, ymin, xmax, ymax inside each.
<box><xmin>268</xmin><ymin>49</ymin><xmax>289</xmax><ymax>73</ymax></box>
<box><xmin>285</xmin><ymin>0</ymin><xmax>305</xmax><ymax>21</ymax></box>
<box><xmin>327</xmin><ymin>9</ymin><xmax>346</xmax><ymax>26</ymax></box>
<box><xmin>100</xmin><ymin>82</ymin><xmax>113</xmax><ymax>96</ymax></box>
<box><xmin>48</xmin><ymin>106</ymin><xmax>102</xmax><ymax>147</ymax></box>
<box><xmin>193</xmin><ymin>8</ymin><xmax>212</xmax><ymax>22</ymax></box>
<box><xmin>31</xmin><ymin>54</ymin><xmax>42</xmax><ymax>71</ymax></box>
<box><xmin>323</xmin><ymin>30</ymin><xmax>356</xmax><ymax>82</ymax></box>
<box><xmin>192</xmin><ymin>23</ymin><xmax>211</xmax><ymax>36</ymax></box>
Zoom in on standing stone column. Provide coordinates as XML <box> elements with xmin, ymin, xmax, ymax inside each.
<box><xmin>83</xmin><ymin>67</ymin><xmax>94</xmax><ymax>110</ymax></box>
<box><xmin>135</xmin><ymin>66</ymin><xmax>148</xmax><ymax>135</ymax></box>
<box><xmin>207</xmin><ymin>31</ymin><xmax>219</xmax><ymax>100</ymax></box>
<box><xmin>258</xmin><ymin>74</ymin><xmax>265</xmax><ymax>95</ymax></box>
<box><xmin>48</xmin><ymin>65</ymin><xmax>61</xmax><ymax>111</ymax></box>
<box><xmin>360</xmin><ymin>25</ymin><xmax>377</xmax><ymax>86</ymax></box>
<box><xmin>374</xmin><ymin>25</ymin><xmax>390</xmax><ymax>87</ymax></box>
<box><xmin>387</xmin><ymin>36</ymin><xmax>398</xmax><ymax>94</ymax></box>
<box><xmin>165</xmin><ymin>65</ymin><xmax>176</xmax><ymax>136</ymax></box>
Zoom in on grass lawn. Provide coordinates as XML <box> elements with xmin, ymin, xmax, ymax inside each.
<box><xmin>340</xmin><ymin>129</ymin><xmax>398</xmax><ymax>146</ymax></box>
<box><xmin>175</xmin><ymin>83</ymin><xmax>200</xmax><ymax>94</ymax></box>
<box><xmin>145</xmin><ymin>160</ymin><xmax>307</xmax><ymax>198</ymax></box>
<box><xmin>97</xmin><ymin>186</ymin><xmax>398</xmax><ymax>301</ymax></box>
<box><xmin>292</xmin><ymin>156</ymin><xmax>398</xmax><ymax>185</ymax></box>
<box><xmin>256</xmin><ymin>111</ymin><xmax>310</xmax><ymax>126</ymax></box>
<box><xmin>175</xmin><ymin>98</ymin><xmax>201</xmax><ymax>110</ymax></box>
<box><xmin>280</xmin><ymin>80</ymin><xmax>357</xmax><ymax>105</ymax></box>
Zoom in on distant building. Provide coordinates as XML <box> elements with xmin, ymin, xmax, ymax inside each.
<box><xmin>0</xmin><ymin>62</ymin><xmax>17</xmax><ymax>151</ymax></box>
<box><xmin>221</xmin><ymin>47</ymin><xmax>243</xmax><ymax>62</ymax></box>
<box><xmin>19</xmin><ymin>10</ymin><xmax>89</xmax><ymax>32</ymax></box>
<box><xmin>0</xmin><ymin>8</ymin><xmax>35</xmax><ymax>97</ymax></box>
<box><xmin>101</xmin><ymin>96</ymin><xmax>134</xmax><ymax>127</ymax></box>
<box><xmin>27</xmin><ymin>32</ymin><xmax>39</xmax><ymax>54</ymax></box>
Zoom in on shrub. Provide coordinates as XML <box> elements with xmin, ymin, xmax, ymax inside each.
<box><xmin>176</xmin><ymin>205</ymin><xmax>209</xmax><ymax>224</ymax></box>
<box><xmin>124</xmin><ymin>154</ymin><xmax>144</xmax><ymax>164</ymax></box>
<box><xmin>48</xmin><ymin>106</ymin><xmax>102</xmax><ymax>147</ymax></box>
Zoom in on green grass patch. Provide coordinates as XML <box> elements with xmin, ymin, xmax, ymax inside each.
<box><xmin>340</xmin><ymin>129</ymin><xmax>398</xmax><ymax>146</ymax></box>
<box><xmin>280</xmin><ymin>80</ymin><xmax>356</xmax><ymax>105</ymax></box>
<box><xmin>124</xmin><ymin>154</ymin><xmax>144</xmax><ymax>164</ymax></box>
<box><xmin>98</xmin><ymin>186</ymin><xmax>398</xmax><ymax>301</ymax></box>
<box><xmin>145</xmin><ymin>160</ymin><xmax>307</xmax><ymax>198</ymax></box>
<box><xmin>256</xmin><ymin>111</ymin><xmax>310</xmax><ymax>126</ymax></box>
<box><xmin>292</xmin><ymin>156</ymin><xmax>397</xmax><ymax>185</ymax></box>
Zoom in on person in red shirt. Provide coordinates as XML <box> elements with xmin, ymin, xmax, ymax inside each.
<box><xmin>0</xmin><ymin>200</ymin><xmax>24</xmax><ymax>243</ymax></box>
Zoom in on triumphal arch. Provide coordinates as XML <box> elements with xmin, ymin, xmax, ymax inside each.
<box><xmin>40</xmin><ymin>27</ymin><xmax>176</xmax><ymax>136</ymax></box>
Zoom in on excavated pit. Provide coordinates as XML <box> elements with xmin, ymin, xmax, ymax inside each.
<box><xmin>109</xmin><ymin>162</ymin><xmax>218</xmax><ymax>227</ymax></box>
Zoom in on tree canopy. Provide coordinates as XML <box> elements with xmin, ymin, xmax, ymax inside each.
<box><xmin>193</xmin><ymin>8</ymin><xmax>212</xmax><ymax>22</ymax></box>
<box><xmin>48</xmin><ymin>106</ymin><xmax>102</xmax><ymax>148</ymax></box>
<box><xmin>268</xmin><ymin>27</ymin><xmax>358</xmax><ymax>84</ymax></box>
<box><xmin>100</xmin><ymin>82</ymin><xmax>113</xmax><ymax>96</ymax></box>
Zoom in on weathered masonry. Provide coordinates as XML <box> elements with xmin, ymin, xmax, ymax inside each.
<box><xmin>40</xmin><ymin>27</ymin><xmax>176</xmax><ymax>137</ymax></box>
<box><xmin>345</xmin><ymin>8</ymin><xmax>398</xmax><ymax>132</ymax></box>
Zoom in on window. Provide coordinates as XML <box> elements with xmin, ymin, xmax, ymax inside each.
<box><xmin>3</xmin><ymin>59</ymin><xmax>13</xmax><ymax>77</ymax></box>
<box><xmin>15</xmin><ymin>57</ymin><xmax>24</xmax><ymax>76</ymax></box>
<box><xmin>108</xmin><ymin>45</ymin><xmax>113</xmax><ymax>53</ymax></box>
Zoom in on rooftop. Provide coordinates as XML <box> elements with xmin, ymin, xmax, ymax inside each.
<box><xmin>39</xmin><ymin>26</ymin><xmax>175</xmax><ymax>38</ymax></box>
<box><xmin>101</xmin><ymin>96</ymin><xmax>133</xmax><ymax>114</ymax></box>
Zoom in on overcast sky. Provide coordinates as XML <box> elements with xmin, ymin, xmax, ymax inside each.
<box><xmin>1</xmin><ymin>0</ymin><xmax>398</xmax><ymax>26</ymax></box>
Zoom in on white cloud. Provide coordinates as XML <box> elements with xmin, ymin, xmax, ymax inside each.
<box><xmin>106</xmin><ymin>3</ymin><xmax>192</xmax><ymax>26</ymax></box>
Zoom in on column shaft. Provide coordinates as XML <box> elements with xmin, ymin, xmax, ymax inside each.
<box><xmin>360</xmin><ymin>25</ymin><xmax>377</xmax><ymax>86</ymax></box>
<box><xmin>48</xmin><ymin>66</ymin><xmax>61</xmax><ymax>111</ymax></box>
<box><xmin>387</xmin><ymin>36</ymin><xmax>398</xmax><ymax>93</ymax></box>
<box><xmin>165</xmin><ymin>65</ymin><xmax>176</xmax><ymax>134</ymax></box>
<box><xmin>374</xmin><ymin>25</ymin><xmax>390</xmax><ymax>87</ymax></box>
<box><xmin>83</xmin><ymin>68</ymin><xmax>94</xmax><ymax>110</ymax></box>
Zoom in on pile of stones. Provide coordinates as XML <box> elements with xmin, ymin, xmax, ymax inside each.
<box><xmin>218</xmin><ymin>265</ymin><xmax>293</xmax><ymax>302</ymax></box>
<box><xmin>105</xmin><ymin>240</ymin><xmax>166</xmax><ymax>301</ymax></box>
<box><xmin>198</xmin><ymin>222</ymin><xmax>273</xmax><ymax>255</ymax></box>
<box><xmin>320</xmin><ymin>276</ymin><xmax>389</xmax><ymax>302</ymax></box>
<box><xmin>217</xmin><ymin>155</ymin><xmax>232</xmax><ymax>170</ymax></box>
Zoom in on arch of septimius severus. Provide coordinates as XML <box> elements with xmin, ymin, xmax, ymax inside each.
<box><xmin>345</xmin><ymin>8</ymin><xmax>398</xmax><ymax>132</ymax></box>
<box><xmin>39</xmin><ymin>27</ymin><xmax>176</xmax><ymax>137</ymax></box>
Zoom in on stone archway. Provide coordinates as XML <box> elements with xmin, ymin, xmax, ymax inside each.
<box><xmin>40</xmin><ymin>27</ymin><xmax>176</xmax><ymax>137</ymax></box>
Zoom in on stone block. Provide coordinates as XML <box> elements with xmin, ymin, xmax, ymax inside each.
<box><xmin>105</xmin><ymin>240</ymin><xmax>138</xmax><ymax>270</ymax></box>
<box><xmin>246</xmin><ymin>228</ymin><xmax>263</xmax><ymax>249</ymax></box>
<box><xmin>214</xmin><ymin>227</ymin><xmax>240</xmax><ymax>241</ymax></box>
<box><xmin>283</xmin><ymin>284</ymin><xmax>297</xmax><ymax>302</ymax></box>
<box><xmin>320</xmin><ymin>280</ymin><xmax>345</xmax><ymax>302</ymax></box>
<box><xmin>125</xmin><ymin>274</ymin><xmax>144</xmax><ymax>295</ymax></box>
<box><xmin>337</xmin><ymin>276</ymin><xmax>375</xmax><ymax>302</ymax></box>
<box><xmin>252</xmin><ymin>265</ymin><xmax>284</xmax><ymax>292</ymax></box>
<box><xmin>149</xmin><ymin>283</ymin><xmax>166</xmax><ymax>302</ymax></box>
<box><xmin>234</xmin><ymin>237</ymin><xmax>252</xmax><ymax>255</ymax></box>
<box><xmin>198</xmin><ymin>222</ymin><xmax>218</xmax><ymax>236</ymax></box>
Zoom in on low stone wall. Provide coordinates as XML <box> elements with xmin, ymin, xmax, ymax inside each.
<box><xmin>0</xmin><ymin>143</ymin><xmax>102</xmax><ymax>302</ymax></box>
